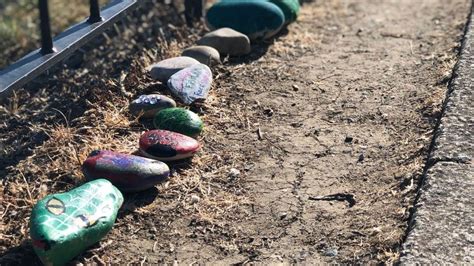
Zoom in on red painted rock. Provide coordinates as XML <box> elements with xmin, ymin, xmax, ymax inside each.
<box><xmin>139</xmin><ymin>130</ymin><xmax>200</xmax><ymax>161</ymax></box>
<box><xmin>82</xmin><ymin>150</ymin><xmax>170</xmax><ymax>192</ymax></box>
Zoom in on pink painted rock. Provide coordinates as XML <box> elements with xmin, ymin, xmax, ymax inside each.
<box><xmin>167</xmin><ymin>64</ymin><xmax>212</xmax><ymax>104</ymax></box>
<box><xmin>82</xmin><ymin>150</ymin><xmax>170</xmax><ymax>192</ymax></box>
<box><xmin>139</xmin><ymin>130</ymin><xmax>200</xmax><ymax>161</ymax></box>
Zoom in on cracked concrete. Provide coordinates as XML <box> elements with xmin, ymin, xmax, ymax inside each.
<box><xmin>400</xmin><ymin>2</ymin><xmax>474</xmax><ymax>264</ymax></box>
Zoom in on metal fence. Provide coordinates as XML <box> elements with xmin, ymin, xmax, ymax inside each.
<box><xmin>0</xmin><ymin>0</ymin><xmax>203</xmax><ymax>98</ymax></box>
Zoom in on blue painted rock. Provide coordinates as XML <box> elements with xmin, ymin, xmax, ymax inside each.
<box><xmin>153</xmin><ymin>108</ymin><xmax>203</xmax><ymax>137</ymax></box>
<box><xmin>167</xmin><ymin>64</ymin><xmax>212</xmax><ymax>105</ymax></box>
<box><xmin>82</xmin><ymin>150</ymin><xmax>170</xmax><ymax>192</ymax></box>
<box><xmin>221</xmin><ymin>0</ymin><xmax>300</xmax><ymax>24</ymax></box>
<box><xmin>206</xmin><ymin>1</ymin><xmax>285</xmax><ymax>40</ymax></box>
<box><xmin>30</xmin><ymin>179</ymin><xmax>123</xmax><ymax>266</ymax></box>
<box><xmin>139</xmin><ymin>130</ymin><xmax>200</xmax><ymax>161</ymax></box>
<box><xmin>129</xmin><ymin>94</ymin><xmax>176</xmax><ymax>118</ymax></box>
<box><xmin>182</xmin><ymin>45</ymin><xmax>221</xmax><ymax>66</ymax></box>
<box><xmin>196</xmin><ymin>28</ymin><xmax>251</xmax><ymax>56</ymax></box>
<box><xmin>149</xmin><ymin>56</ymin><xmax>200</xmax><ymax>82</ymax></box>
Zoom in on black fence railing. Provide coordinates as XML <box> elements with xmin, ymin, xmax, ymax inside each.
<box><xmin>0</xmin><ymin>0</ymin><xmax>204</xmax><ymax>98</ymax></box>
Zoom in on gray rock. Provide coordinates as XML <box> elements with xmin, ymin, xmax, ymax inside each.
<box><xmin>148</xmin><ymin>56</ymin><xmax>200</xmax><ymax>82</ymax></box>
<box><xmin>129</xmin><ymin>94</ymin><xmax>176</xmax><ymax>118</ymax></box>
<box><xmin>167</xmin><ymin>64</ymin><xmax>212</xmax><ymax>104</ymax></box>
<box><xmin>196</xmin><ymin>28</ymin><xmax>251</xmax><ymax>56</ymax></box>
<box><xmin>182</xmin><ymin>45</ymin><xmax>221</xmax><ymax>66</ymax></box>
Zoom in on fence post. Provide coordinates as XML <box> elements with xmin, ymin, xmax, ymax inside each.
<box><xmin>39</xmin><ymin>0</ymin><xmax>55</xmax><ymax>54</ymax></box>
<box><xmin>184</xmin><ymin>0</ymin><xmax>205</xmax><ymax>27</ymax></box>
<box><xmin>88</xmin><ymin>0</ymin><xmax>103</xmax><ymax>23</ymax></box>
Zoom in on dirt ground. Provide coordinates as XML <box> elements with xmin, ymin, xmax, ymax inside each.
<box><xmin>0</xmin><ymin>0</ymin><xmax>470</xmax><ymax>264</ymax></box>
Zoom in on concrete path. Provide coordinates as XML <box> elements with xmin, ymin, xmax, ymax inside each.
<box><xmin>400</xmin><ymin>2</ymin><xmax>474</xmax><ymax>264</ymax></box>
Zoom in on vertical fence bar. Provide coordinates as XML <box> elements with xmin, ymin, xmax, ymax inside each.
<box><xmin>38</xmin><ymin>0</ymin><xmax>55</xmax><ymax>54</ymax></box>
<box><xmin>184</xmin><ymin>0</ymin><xmax>204</xmax><ymax>27</ymax></box>
<box><xmin>88</xmin><ymin>0</ymin><xmax>102</xmax><ymax>23</ymax></box>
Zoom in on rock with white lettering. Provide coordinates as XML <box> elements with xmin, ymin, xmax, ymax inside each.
<box><xmin>167</xmin><ymin>64</ymin><xmax>212</xmax><ymax>104</ymax></box>
<box><xmin>149</xmin><ymin>56</ymin><xmax>200</xmax><ymax>82</ymax></box>
<box><xmin>182</xmin><ymin>46</ymin><xmax>221</xmax><ymax>66</ymax></box>
<box><xmin>196</xmin><ymin>28</ymin><xmax>251</xmax><ymax>56</ymax></box>
<box><xmin>139</xmin><ymin>130</ymin><xmax>200</xmax><ymax>161</ymax></box>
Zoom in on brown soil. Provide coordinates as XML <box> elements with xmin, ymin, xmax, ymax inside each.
<box><xmin>0</xmin><ymin>0</ymin><xmax>469</xmax><ymax>264</ymax></box>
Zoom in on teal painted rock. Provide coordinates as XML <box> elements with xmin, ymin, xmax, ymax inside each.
<box><xmin>149</xmin><ymin>56</ymin><xmax>200</xmax><ymax>82</ymax></box>
<box><xmin>30</xmin><ymin>179</ymin><xmax>123</xmax><ymax>266</ymax></box>
<box><xmin>153</xmin><ymin>108</ymin><xmax>203</xmax><ymax>137</ymax></box>
<box><xmin>129</xmin><ymin>94</ymin><xmax>176</xmax><ymax>118</ymax></box>
<box><xmin>196</xmin><ymin>28</ymin><xmax>251</xmax><ymax>56</ymax></box>
<box><xmin>220</xmin><ymin>0</ymin><xmax>299</xmax><ymax>24</ymax></box>
<box><xmin>206</xmin><ymin>1</ymin><xmax>285</xmax><ymax>40</ymax></box>
<box><xmin>168</xmin><ymin>64</ymin><xmax>213</xmax><ymax>105</ymax></box>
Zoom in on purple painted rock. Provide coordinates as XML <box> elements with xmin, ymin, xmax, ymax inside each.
<box><xmin>82</xmin><ymin>150</ymin><xmax>170</xmax><ymax>192</ymax></box>
<box><xmin>149</xmin><ymin>56</ymin><xmax>200</xmax><ymax>82</ymax></box>
<box><xmin>167</xmin><ymin>64</ymin><xmax>212</xmax><ymax>104</ymax></box>
<box><xmin>129</xmin><ymin>94</ymin><xmax>176</xmax><ymax>118</ymax></box>
<box><xmin>139</xmin><ymin>130</ymin><xmax>200</xmax><ymax>161</ymax></box>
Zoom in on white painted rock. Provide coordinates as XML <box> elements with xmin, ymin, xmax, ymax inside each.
<box><xmin>167</xmin><ymin>64</ymin><xmax>212</xmax><ymax>104</ymax></box>
<box><xmin>182</xmin><ymin>46</ymin><xmax>221</xmax><ymax>66</ymax></box>
<box><xmin>196</xmin><ymin>28</ymin><xmax>251</xmax><ymax>56</ymax></box>
<box><xmin>149</xmin><ymin>56</ymin><xmax>200</xmax><ymax>82</ymax></box>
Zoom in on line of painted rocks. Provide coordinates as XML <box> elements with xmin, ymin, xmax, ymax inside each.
<box><xmin>29</xmin><ymin>2</ymin><xmax>304</xmax><ymax>262</ymax></box>
<box><xmin>82</xmin><ymin>150</ymin><xmax>170</xmax><ymax>192</ymax></box>
<box><xmin>139</xmin><ymin>130</ymin><xmax>200</xmax><ymax>161</ymax></box>
<box><xmin>30</xmin><ymin>179</ymin><xmax>123</xmax><ymax>266</ymax></box>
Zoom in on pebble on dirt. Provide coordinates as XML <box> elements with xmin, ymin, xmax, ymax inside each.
<box><xmin>149</xmin><ymin>56</ymin><xmax>200</xmax><ymax>82</ymax></box>
<box><xmin>129</xmin><ymin>94</ymin><xmax>176</xmax><ymax>118</ymax></box>
<box><xmin>182</xmin><ymin>45</ymin><xmax>221</xmax><ymax>66</ymax></box>
<box><xmin>167</xmin><ymin>63</ymin><xmax>213</xmax><ymax>104</ymax></box>
<box><xmin>206</xmin><ymin>1</ymin><xmax>285</xmax><ymax>40</ymax></box>
<box><xmin>29</xmin><ymin>179</ymin><xmax>123</xmax><ymax>266</ymax></box>
<box><xmin>82</xmin><ymin>150</ymin><xmax>170</xmax><ymax>192</ymax></box>
<box><xmin>139</xmin><ymin>130</ymin><xmax>200</xmax><ymax>161</ymax></box>
<box><xmin>153</xmin><ymin>107</ymin><xmax>203</xmax><ymax>137</ymax></box>
<box><xmin>196</xmin><ymin>27</ymin><xmax>251</xmax><ymax>56</ymax></box>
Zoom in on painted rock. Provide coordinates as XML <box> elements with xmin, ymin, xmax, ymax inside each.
<box><xmin>30</xmin><ymin>179</ymin><xmax>123</xmax><ymax>266</ymax></box>
<box><xmin>82</xmin><ymin>150</ymin><xmax>170</xmax><ymax>192</ymax></box>
<box><xmin>149</xmin><ymin>56</ymin><xmax>200</xmax><ymax>82</ymax></box>
<box><xmin>196</xmin><ymin>28</ymin><xmax>251</xmax><ymax>56</ymax></box>
<box><xmin>153</xmin><ymin>108</ymin><xmax>203</xmax><ymax>137</ymax></box>
<box><xmin>129</xmin><ymin>94</ymin><xmax>176</xmax><ymax>118</ymax></box>
<box><xmin>139</xmin><ymin>130</ymin><xmax>200</xmax><ymax>161</ymax></box>
<box><xmin>206</xmin><ymin>1</ymin><xmax>285</xmax><ymax>40</ymax></box>
<box><xmin>167</xmin><ymin>64</ymin><xmax>212</xmax><ymax>105</ymax></box>
<box><xmin>270</xmin><ymin>0</ymin><xmax>300</xmax><ymax>24</ymax></box>
<box><xmin>221</xmin><ymin>0</ymin><xmax>299</xmax><ymax>24</ymax></box>
<box><xmin>182</xmin><ymin>45</ymin><xmax>221</xmax><ymax>66</ymax></box>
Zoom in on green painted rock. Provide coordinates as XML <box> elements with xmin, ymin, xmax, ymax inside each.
<box><xmin>268</xmin><ymin>0</ymin><xmax>299</xmax><ymax>24</ymax></box>
<box><xmin>221</xmin><ymin>0</ymin><xmax>299</xmax><ymax>24</ymax></box>
<box><xmin>30</xmin><ymin>179</ymin><xmax>123</xmax><ymax>266</ymax></box>
<box><xmin>153</xmin><ymin>108</ymin><xmax>203</xmax><ymax>137</ymax></box>
<box><xmin>206</xmin><ymin>1</ymin><xmax>285</xmax><ymax>40</ymax></box>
